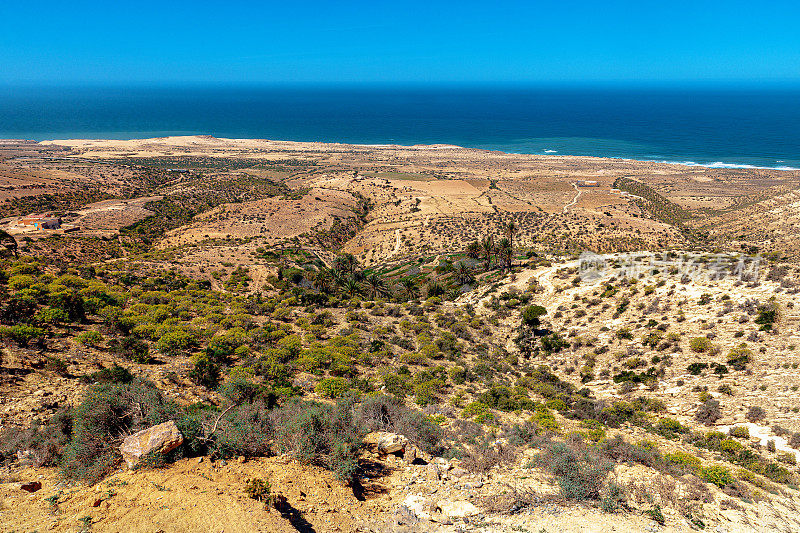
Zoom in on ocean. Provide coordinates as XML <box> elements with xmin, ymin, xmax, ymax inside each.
<box><xmin>1</xmin><ymin>85</ymin><xmax>798</xmax><ymax>169</ymax></box>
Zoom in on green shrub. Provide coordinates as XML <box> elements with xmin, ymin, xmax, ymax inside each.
<box><xmin>536</xmin><ymin>441</ymin><xmax>612</xmax><ymax>500</ymax></box>
<box><xmin>0</xmin><ymin>324</ymin><xmax>45</xmax><ymax>347</ymax></box>
<box><xmin>84</xmin><ymin>364</ymin><xmax>133</xmax><ymax>384</ymax></box>
<box><xmin>689</xmin><ymin>337</ymin><xmax>713</xmax><ymax>353</ymax></box>
<box><xmin>729</xmin><ymin>426</ymin><xmax>750</xmax><ymax>439</ymax></box>
<box><xmin>521</xmin><ymin>304</ymin><xmax>547</xmax><ymax>327</ymax></box>
<box><xmin>109</xmin><ymin>336</ymin><xmax>152</xmax><ymax>363</ymax></box>
<box><xmin>664</xmin><ymin>451</ymin><xmax>701</xmax><ymax>473</ymax></box>
<box><xmin>315</xmin><ymin>377</ymin><xmax>351</xmax><ymax>398</ymax></box>
<box><xmin>219</xmin><ymin>367</ymin><xmax>272</xmax><ymax>405</ymax></box>
<box><xmin>189</xmin><ymin>354</ymin><xmax>221</xmax><ymax>389</ymax></box>
<box><xmin>695</xmin><ymin>399</ymin><xmax>721</xmax><ymax>425</ymax></box>
<box><xmin>531</xmin><ymin>406</ymin><xmax>559</xmax><ymax>432</ymax></box>
<box><xmin>212</xmin><ymin>401</ymin><xmax>274</xmax><ymax>458</ymax></box>
<box><xmin>462</xmin><ymin>401</ymin><xmax>491</xmax><ymax>419</ymax></box>
<box><xmin>448</xmin><ymin>366</ymin><xmax>467</xmax><ymax>385</ymax></box>
<box><xmin>616</xmin><ymin>328</ymin><xmax>633</xmax><ymax>340</ymax></box>
<box><xmin>382</xmin><ymin>372</ymin><xmax>412</xmax><ymax>397</ymax></box>
<box><xmin>653</xmin><ymin>417</ymin><xmax>687</xmax><ymax>439</ymax></box>
<box><xmin>755</xmin><ymin>302</ymin><xmax>778</xmax><ymax>331</ymax></box>
<box><xmin>645</xmin><ymin>505</ymin><xmax>665</xmax><ymax>525</ymax></box>
<box><xmin>76</xmin><ymin>330</ymin><xmax>104</xmax><ymax>347</ymax></box>
<box><xmin>58</xmin><ymin>379</ymin><xmax>180</xmax><ymax>483</ymax></box>
<box><xmin>35</xmin><ymin>307</ymin><xmax>68</xmax><ymax>325</ymax></box>
<box><xmin>701</xmin><ymin>465</ymin><xmax>733</xmax><ymax>488</ymax></box>
<box><xmin>273</xmin><ymin>397</ymin><xmax>363</xmax><ymax>483</ymax></box>
<box><xmin>413</xmin><ymin>380</ymin><xmax>441</xmax><ymax>406</ymax></box>
<box><xmin>479</xmin><ymin>385</ymin><xmax>535</xmax><ymax>412</ymax></box>
<box><xmin>687</xmin><ymin>362</ymin><xmax>708</xmax><ymax>375</ymax></box>
<box><xmin>244</xmin><ymin>478</ymin><xmax>273</xmax><ymax>506</ymax></box>
<box><xmin>156</xmin><ymin>328</ymin><xmax>197</xmax><ymax>357</ymax></box>
<box><xmin>355</xmin><ymin>394</ymin><xmax>441</xmax><ymax>453</ymax></box>
<box><xmin>727</xmin><ymin>344</ymin><xmax>753</xmax><ymax>371</ymax></box>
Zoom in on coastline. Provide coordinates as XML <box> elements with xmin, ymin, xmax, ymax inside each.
<box><xmin>21</xmin><ymin>135</ymin><xmax>798</xmax><ymax>172</ymax></box>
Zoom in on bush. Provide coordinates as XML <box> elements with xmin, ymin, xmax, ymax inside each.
<box><xmin>355</xmin><ymin>394</ymin><xmax>441</xmax><ymax>453</ymax></box>
<box><xmin>212</xmin><ymin>401</ymin><xmax>274</xmax><ymax>458</ymax></box>
<box><xmin>600</xmin><ymin>481</ymin><xmax>626</xmax><ymax>513</ymax></box>
<box><xmin>729</xmin><ymin>426</ymin><xmax>750</xmax><ymax>439</ymax></box>
<box><xmin>448</xmin><ymin>366</ymin><xmax>467</xmax><ymax>385</ymax></box>
<box><xmin>687</xmin><ymin>362</ymin><xmax>708</xmax><ymax>375</ymax></box>
<box><xmin>272</xmin><ymin>397</ymin><xmax>363</xmax><ymax>484</ymax></box>
<box><xmin>746</xmin><ymin>406</ymin><xmax>766</xmax><ymax>423</ymax></box>
<box><xmin>35</xmin><ymin>307</ymin><xmax>68</xmax><ymax>325</ymax></box>
<box><xmin>616</xmin><ymin>328</ymin><xmax>633</xmax><ymax>340</ymax></box>
<box><xmin>76</xmin><ymin>330</ymin><xmax>104</xmax><ymax>347</ymax></box>
<box><xmin>244</xmin><ymin>478</ymin><xmax>273</xmax><ymax>506</ymax></box>
<box><xmin>689</xmin><ymin>337</ymin><xmax>713</xmax><ymax>353</ymax></box>
<box><xmin>84</xmin><ymin>364</ymin><xmax>133</xmax><ymax>384</ymax></box>
<box><xmin>461</xmin><ymin>437</ymin><xmax>518</xmax><ymax>473</ymax></box>
<box><xmin>109</xmin><ymin>336</ymin><xmax>152</xmax><ymax>363</ymax></box>
<box><xmin>536</xmin><ymin>441</ymin><xmax>612</xmax><ymax>500</ymax></box>
<box><xmin>189</xmin><ymin>354</ymin><xmax>221</xmax><ymax>389</ymax></box>
<box><xmin>653</xmin><ymin>417</ymin><xmax>688</xmax><ymax>439</ymax></box>
<box><xmin>413</xmin><ymin>380</ymin><xmax>441</xmax><ymax>406</ymax></box>
<box><xmin>521</xmin><ymin>304</ymin><xmax>547</xmax><ymax>327</ymax></box>
<box><xmin>315</xmin><ymin>377</ymin><xmax>351</xmax><ymax>399</ymax></box>
<box><xmin>645</xmin><ymin>505</ymin><xmax>665</xmax><ymax>525</ymax></box>
<box><xmin>755</xmin><ymin>302</ymin><xmax>778</xmax><ymax>331</ymax></box>
<box><xmin>696</xmin><ymin>399</ymin><xmax>721</xmax><ymax>425</ymax></box>
<box><xmin>701</xmin><ymin>465</ymin><xmax>733</xmax><ymax>488</ymax></box>
<box><xmin>156</xmin><ymin>328</ymin><xmax>197</xmax><ymax>357</ymax></box>
<box><xmin>219</xmin><ymin>367</ymin><xmax>272</xmax><ymax>405</ymax></box>
<box><xmin>462</xmin><ymin>401</ymin><xmax>495</xmax><ymax>424</ymax></box>
<box><xmin>0</xmin><ymin>324</ymin><xmax>45</xmax><ymax>347</ymax></box>
<box><xmin>382</xmin><ymin>373</ymin><xmax>412</xmax><ymax>397</ymax></box>
<box><xmin>664</xmin><ymin>451</ymin><xmax>701</xmax><ymax>473</ymax></box>
<box><xmin>58</xmin><ymin>379</ymin><xmax>179</xmax><ymax>483</ymax></box>
<box><xmin>727</xmin><ymin>344</ymin><xmax>753</xmax><ymax>371</ymax></box>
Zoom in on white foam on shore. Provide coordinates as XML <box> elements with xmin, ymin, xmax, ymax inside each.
<box><xmin>654</xmin><ymin>160</ymin><xmax>800</xmax><ymax>171</ymax></box>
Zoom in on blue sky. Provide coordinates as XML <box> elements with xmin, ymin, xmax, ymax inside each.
<box><xmin>1</xmin><ymin>0</ymin><xmax>799</xmax><ymax>85</ymax></box>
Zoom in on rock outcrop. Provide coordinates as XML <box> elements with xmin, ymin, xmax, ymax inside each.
<box><xmin>120</xmin><ymin>420</ymin><xmax>183</xmax><ymax>468</ymax></box>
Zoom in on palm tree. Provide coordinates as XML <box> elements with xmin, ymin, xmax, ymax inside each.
<box><xmin>333</xmin><ymin>253</ymin><xmax>358</xmax><ymax>275</ymax></box>
<box><xmin>454</xmin><ymin>262</ymin><xmax>474</xmax><ymax>285</ymax></box>
<box><xmin>497</xmin><ymin>238</ymin><xmax>513</xmax><ymax>272</ymax></box>
<box><xmin>426</xmin><ymin>280</ymin><xmax>445</xmax><ymax>298</ymax></box>
<box><xmin>314</xmin><ymin>268</ymin><xmax>334</xmax><ymax>294</ymax></box>
<box><xmin>343</xmin><ymin>276</ymin><xmax>363</xmax><ymax>298</ymax></box>
<box><xmin>504</xmin><ymin>220</ymin><xmax>517</xmax><ymax>267</ymax></box>
<box><xmin>400</xmin><ymin>277</ymin><xmax>419</xmax><ymax>299</ymax></box>
<box><xmin>365</xmin><ymin>273</ymin><xmax>389</xmax><ymax>299</ymax></box>
<box><xmin>480</xmin><ymin>235</ymin><xmax>495</xmax><ymax>271</ymax></box>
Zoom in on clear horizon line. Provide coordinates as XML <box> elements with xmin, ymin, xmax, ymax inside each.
<box><xmin>2</xmin><ymin>79</ymin><xmax>800</xmax><ymax>90</ymax></box>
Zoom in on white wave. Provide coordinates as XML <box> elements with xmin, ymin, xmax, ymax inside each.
<box><xmin>544</xmin><ymin>149</ymin><xmax>557</xmax><ymax>153</ymax></box>
<box><xmin>653</xmin><ymin>159</ymin><xmax>799</xmax><ymax>171</ymax></box>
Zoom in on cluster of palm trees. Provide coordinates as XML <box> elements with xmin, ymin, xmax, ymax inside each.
<box><xmin>310</xmin><ymin>253</ymin><xmax>394</xmax><ymax>299</ymax></box>
<box><xmin>466</xmin><ymin>220</ymin><xmax>517</xmax><ymax>272</ymax></box>
<box><xmin>297</xmin><ymin>219</ymin><xmax>519</xmax><ymax>301</ymax></box>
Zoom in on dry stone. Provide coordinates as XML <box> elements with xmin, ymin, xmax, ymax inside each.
<box><xmin>119</xmin><ymin>420</ymin><xmax>183</xmax><ymax>468</ymax></box>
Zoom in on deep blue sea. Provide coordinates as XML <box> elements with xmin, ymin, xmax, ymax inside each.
<box><xmin>1</xmin><ymin>85</ymin><xmax>798</xmax><ymax>169</ymax></box>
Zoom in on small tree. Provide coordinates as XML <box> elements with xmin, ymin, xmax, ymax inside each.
<box><xmin>0</xmin><ymin>229</ymin><xmax>18</xmax><ymax>258</ymax></box>
<box><xmin>522</xmin><ymin>304</ymin><xmax>547</xmax><ymax>328</ymax></box>
<box><xmin>466</xmin><ymin>241</ymin><xmax>481</xmax><ymax>259</ymax></box>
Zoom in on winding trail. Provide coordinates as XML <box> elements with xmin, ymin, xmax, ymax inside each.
<box><xmin>563</xmin><ymin>182</ymin><xmax>581</xmax><ymax>212</ymax></box>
